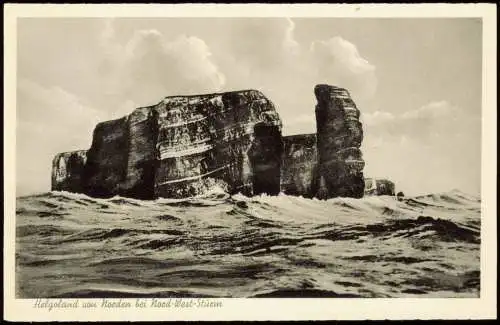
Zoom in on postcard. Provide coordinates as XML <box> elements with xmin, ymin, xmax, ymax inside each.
<box><xmin>3</xmin><ymin>3</ymin><xmax>497</xmax><ymax>321</ymax></box>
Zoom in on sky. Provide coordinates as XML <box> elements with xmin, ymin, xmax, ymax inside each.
<box><xmin>16</xmin><ymin>17</ymin><xmax>482</xmax><ymax>197</ymax></box>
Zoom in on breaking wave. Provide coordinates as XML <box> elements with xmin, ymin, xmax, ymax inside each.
<box><xmin>16</xmin><ymin>188</ymin><xmax>480</xmax><ymax>298</ymax></box>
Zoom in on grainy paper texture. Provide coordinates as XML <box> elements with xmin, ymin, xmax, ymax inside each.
<box><xmin>4</xmin><ymin>3</ymin><xmax>497</xmax><ymax>321</ymax></box>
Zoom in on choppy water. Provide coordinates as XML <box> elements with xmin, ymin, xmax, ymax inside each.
<box><xmin>16</xmin><ymin>188</ymin><xmax>481</xmax><ymax>298</ymax></box>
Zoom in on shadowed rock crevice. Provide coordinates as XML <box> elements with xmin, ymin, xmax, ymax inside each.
<box><xmin>249</xmin><ymin>123</ymin><xmax>283</xmax><ymax>196</ymax></box>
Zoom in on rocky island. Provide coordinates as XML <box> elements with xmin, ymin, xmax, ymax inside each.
<box><xmin>52</xmin><ymin>84</ymin><xmax>366</xmax><ymax>199</ymax></box>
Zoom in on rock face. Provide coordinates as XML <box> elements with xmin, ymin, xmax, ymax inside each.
<box><xmin>83</xmin><ymin>117</ymin><xmax>130</xmax><ymax>198</ymax></box>
<box><xmin>314</xmin><ymin>84</ymin><xmax>365</xmax><ymax>199</ymax></box>
<box><xmin>364</xmin><ymin>178</ymin><xmax>396</xmax><ymax>196</ymax></box>
<box><xmin>154</xmin><ymin>91</ymin><xmax>282</xmax><ymax>198</ymax></box>
<box><xmin>281</xmin><ymin>134</ymin><xmax>317</xmax><ymax>197</ymax></box>
<box><xmin>51</xmin><ymin>85</ymin><xmax>367</xmax><ymax>199</ymax></box>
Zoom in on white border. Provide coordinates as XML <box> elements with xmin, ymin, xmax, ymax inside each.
<box><xmin>3</xmin><ymin>3</ymin><xmax>497</xmax><ymax>321</ymax></box>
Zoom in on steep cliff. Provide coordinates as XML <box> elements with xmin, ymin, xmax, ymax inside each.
<box><xmin>53</xmin><ymin>90</ymin><xmax>282</xmax><ymax>199</ymax></box>
<box><xmin>83</xmin><ymin>117</ymin><xmax>129</xmax><ymax>198</ymax></box>
<box><xmin>51</xmin><ymin>85</ymin><xmax>367</xmax><ymax>200</ymax></box>
<box><xmin>51</xmin><ymin>150</ymin><xmax>87</xmax><ymax>193</ymax></box>
<box><xmin>281</xmin><ymin>134</ymin><xmax>317</xmax><ymax>197</ymax></box>
<box><xmin>315</xmin><ymin>84</ymin><xmax>365</xmax><ymax>198</ymax></box>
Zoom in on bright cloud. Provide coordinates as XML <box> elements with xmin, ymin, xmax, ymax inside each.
<box><xmin>310</xmin><ymin>36</ymin><xmax>377</xmax><ymax>100</ymax></box>
<box><xmin>362</xmin><ymin>100</ymin><xmax>481</xmax><ymax>195</ymax></box>
<box><xmin>99</xmin><ymin>22</ymin><xmax>226</xmax><ymax>109</ymax></box>
<box><xmin>363</xmin><ymin>100</ymin><xmax>477</xmax><ymax>142</ymax></box>
<box><xmin>223</xmin><ymin>18</ymin><xmax>300</xmax><ymax>71</ymax></box>
<box><xmin>401</xmin><ymin>100</ymin><xmax>458</xmax><ymax>120</ymax></box>
<box><xmin>214</xmin><ymin>18</ymin><xmax>377</xmax><ymax>135</ymax></box>
<box><xmin>16</xmin><ymin>79</ymin><xmax>108</xmax><ymax>196</ymax></box>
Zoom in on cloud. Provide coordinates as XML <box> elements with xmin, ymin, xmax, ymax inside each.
<box><xmin>17</xmin><ymin>79</ymin><xmax>106</xmax><ymax>137</ymax></box>
<box><xmin>361</xmin><ymin>101</ymin><xmax>481</xmax><ymax>196</ymax></box>
<box><xmin>362</xmin><ymin>100</ymin><xmax>477</xmax><ymax>141</ymax></box>
<box><xmin>217</xmin><ymin>19</ymin><xmax>377</xmax><ymax>135</ymax></box>
<box><xmin>224</xmin><ymin>18</ymin><xmax>300</xmax><ymax>72</ymax></box>
<box><xmin>16</xmin><ymin>79</ymin><xmax>108</xmax><ymax>196</ymax></box>
<box><xmin>401</xmin><ymin>100</ymin><xmax>458</xmax><ymax>120</ymax></box>
<box><xmin>362</xmin><ymin>110</ymin><xmax>395</xmax><ymax>126</ymax></box>
<box><xmin>312</xmin><ymin>37</ymin><xmax>376</xmax><ymax>74</ymax></box>
<box><xmin>99</xmin><ymin>23</ymin><xmax>226</xmax><ymax>109</ymax></box>
<box><xmin>310</xmin><ymin>36</ymin><xmax>377</xmax><ymax>100</ymax></box>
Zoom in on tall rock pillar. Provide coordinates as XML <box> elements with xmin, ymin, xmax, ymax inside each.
<box><xmin>314</xmin><ymin>84</ymin><xmax>365</xmax><ymax>198</ymax></box>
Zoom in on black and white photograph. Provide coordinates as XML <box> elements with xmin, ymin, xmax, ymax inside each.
<box><xmin>4</xmin><ymin>3</ymin><xmax>497</xmax><ymax>321</ymax></box>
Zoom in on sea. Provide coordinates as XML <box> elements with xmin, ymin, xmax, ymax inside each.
<box><xmin>15</xmin><ymin>188</ymin><xmax>481</xmax><ymax>298</ymax></box>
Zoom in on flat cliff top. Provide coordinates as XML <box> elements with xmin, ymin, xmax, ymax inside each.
<box><xmin>314</xmin><ymin>84</ymin><xmax>347</xmax><ymax>91</ymax></box>
<box><xmin>93</xmin><ymin>89</ymin><xmax>270</xmax><ymax>130</ymax></box>
<box><xmin>160</xmin><ymin>89</ymin><xmax>264</xmax><ymax>101</ymax></box>
<box><xmin>314</xmin><ymin>84</ymin><xmax>351</xmax><ymax>99</ymax></box>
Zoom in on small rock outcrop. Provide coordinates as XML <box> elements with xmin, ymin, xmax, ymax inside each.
<box><xmin>52</xmin><ymin>150</ymin><xmax>87</xmax><ymax>193</ymax></box>
<box><xmin>364</xmin><ymin>178</ymin><xmax>396</xmax><ymax>196</ymax></box>
<box><xmin>52</xmin><ymin>85</ymin><xmax>367</xmax><ymax>200</ymax></box>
